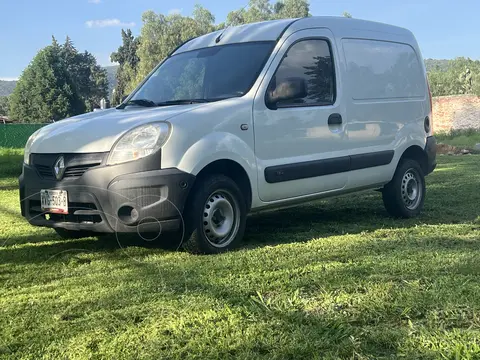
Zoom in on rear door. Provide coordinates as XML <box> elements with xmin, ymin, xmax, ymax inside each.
<box><xmin>253</xmin><ymin>29</ymin><xmax>348</xmax><ymax>202</ymax></box>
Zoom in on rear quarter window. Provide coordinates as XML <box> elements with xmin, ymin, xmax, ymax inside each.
<box><xmin>342</xmin><ymin>39</ymin><xmax>425</xmax><ymax>100</ymax></box>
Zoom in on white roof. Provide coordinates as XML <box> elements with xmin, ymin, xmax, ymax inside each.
<box><xmin>173</xmin><ymin>19</ymin><xmax>295</xmax><ymax>55</ymax></box>
<box><xmin>172</xmin><ymin>16</ymin><xmax>414</xmax><ymax>55</ymax></box>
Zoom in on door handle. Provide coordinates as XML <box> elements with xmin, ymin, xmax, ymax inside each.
<box><xmin>328</xmin><ymin>113</ymin><xmax>342</xmax><ymax>126</ymax></box>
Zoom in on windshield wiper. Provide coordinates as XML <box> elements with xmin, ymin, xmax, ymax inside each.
<box><xmin>157</xmin><ymin>99</ymin><xmax>210</xmax><ymax>106</ymax></box>
<box><xmin>117</xmin><ymin>99</ymin><xmax>157</xmax><ymax>109</ymax></box>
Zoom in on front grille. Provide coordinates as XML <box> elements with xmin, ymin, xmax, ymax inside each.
<box><xmin>31</xmin><ymin>152</ymin><xmax>107</xmax><ymax>180</ymax></box>
<box><xmin>64</xmin><ymin>163</ymin><xmax>101</xmax><ymax>178</ymax></box>
<box><xmin>35</xmin><ymin>165</ymin><xmax>54</xmax><ymax>179</ymax></box>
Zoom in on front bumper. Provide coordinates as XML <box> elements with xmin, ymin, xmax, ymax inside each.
<box><xmin>19</xmin><ymin>154</ymin><xmax>195</xmax><ymax>233</ymax></box>
<box><xmin>425</xmin><ymin>136</ymin><xmax>437</xmax><ymax>175</ymax></box>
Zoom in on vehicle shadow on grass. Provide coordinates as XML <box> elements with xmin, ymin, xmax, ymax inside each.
<box><xmin>1</xmin><ymin>195</ymin><xmax>478</xmax><ymax>267</ymax></box>
<box><xmin>2</xmin><ymin>155</ymin><xmax>479</xmax><ymax>264</ymax></box>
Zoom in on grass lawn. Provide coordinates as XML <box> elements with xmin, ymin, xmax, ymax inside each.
<box><xmin>0</xmin><ymin>147</ymin><xmax>22</xmax><ymax>189</ymax></box>
<box><xmin>0</xmin><ymin>151</ymin><xmax>479</xmax><ymax>359</ymax></box>
<box><xmin>436</xmin><ymin>129</ymin><xmax>480</xmax><ymax>149</ymax></box>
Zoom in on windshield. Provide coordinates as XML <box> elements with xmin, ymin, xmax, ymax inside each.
<box><xmin>128</xmin><ymin>41</ymin><xmax>275</xmax><ymax>105</ymax></box>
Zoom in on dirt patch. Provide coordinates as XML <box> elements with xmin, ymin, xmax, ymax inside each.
<box><xmin>437</xmin><ymin>143</ymin><xmax>480</xmax><ymax>155</ymax></box>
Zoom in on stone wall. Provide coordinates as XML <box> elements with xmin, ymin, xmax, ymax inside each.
<box><xmin>433</xmin><ymin>95</ymin><xmax>480</xmax><ymax>132</ymax></box>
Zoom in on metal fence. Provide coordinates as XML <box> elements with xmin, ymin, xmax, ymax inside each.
<box><xmin>0</xmin><ymin>124</ymin><xmax>47</xmax><ymax>148</ymax></box>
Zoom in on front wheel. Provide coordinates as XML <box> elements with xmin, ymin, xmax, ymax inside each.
<box><xmin>382</xmin><ymin>159</ymin><xmax>426</xmax><ymax>218</ymax></box>
<box><xmin>182</xmin><ymin>174</ymin><xmax>247</xmax><ymax>254</ymax></box>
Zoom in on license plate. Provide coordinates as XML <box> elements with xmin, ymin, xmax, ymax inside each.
<box><xmin>40</xmin><ymin>189</ymin><xmax>68</xmax><ymax>214</ymax></box>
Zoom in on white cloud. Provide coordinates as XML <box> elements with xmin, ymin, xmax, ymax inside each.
<box><xmin>168</xmin><ymin>8</ymin><xmax>183</xmax><ymax>15</ymax></box>
<box><xmin>0</xmin><ymin>77</ymin><xmax>18</xmax><ymax>81</ymax></box>
<box><xmin>85</xmin><ymin>19</ymin><xmax>136</xmax><ymax>28</ymax></box>
<box><xmin>88</xmin><ymin>0</ymin><xmax>102</xmax><ymax>3</ymax></box>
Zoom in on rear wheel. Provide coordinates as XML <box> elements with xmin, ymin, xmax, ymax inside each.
<box><xmin>182</xmin><ymin>174</ymin><xmax>247</xmax><ymax>254</ymax></box>
<box><xmin>54</xmin><ymin>228</ymin><xmax>97</xmax><ymax>239</ymax></box>
<box><xmin>382</xmin><ymin>159</ymin><xmax>426</xmax><ymax>218</ymax></box>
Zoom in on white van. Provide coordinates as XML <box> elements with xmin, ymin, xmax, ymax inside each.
<box><xmin>20</xmin><ymin>17</ymin><xmax>436</xmax><ymax>253</ymax></box>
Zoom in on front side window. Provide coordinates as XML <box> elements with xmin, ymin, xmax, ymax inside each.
<box><xmin>268</xmin><ymin>39</ymin><xmax>335</xmax><ymax>107</ymax></box>
<box><xmin>129</xmin><ymin>42</ymin><xmax>275</xmax><ymax>106</ymax></box>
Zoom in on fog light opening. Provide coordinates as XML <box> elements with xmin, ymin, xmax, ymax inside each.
<box><xmin>117</xmin><ymin>205</ymin><xmax>139</xmax><ymax>225</ymax></box>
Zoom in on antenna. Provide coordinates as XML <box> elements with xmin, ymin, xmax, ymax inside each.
<box><xmin>215</xmin><ymin>0</ymin><xmax>250</xmax><ymax>43</ymax></box>
<box><xmin>215</xmin><ymin>26</ymin><xmax>229</xmax><ymax>43</ymax></box>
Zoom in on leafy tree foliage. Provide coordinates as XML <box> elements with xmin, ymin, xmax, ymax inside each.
<box><xmin>121</xmin><ymin>1</ymin><xmax>310</xmax><ymax>91</ymax></box>
<box><xmin>9</xmin><ymin>46</ymin><xmax>75</xmax><ymax>123</ymax></box>
<box><xmin>111</xmin><ymin>29</ymin><xmax>140</xmax><ymax>105</ymax></box>
<box><xmin>0</xmin><ymin>96</ymin><xmax>9</xmax><ymax>116</ymax></box>
<box><xmin>427</xmin><ymin>58</ymin><xmax>480</xmax><ymax>97</ymax></box>
<box><xmin>132</xmin><ymin>8</ymin><xmax>216</xmax><ymax>88</ymax></box>
<box><xmin>226</xmin><ymin>0</ymin><xmax>309</xmax><ymax>26</ymax></box>
<box><xmin>9</xmin><ymin>37</ymin><xmax>107</xmax><ymax>123</ymax></box>
<box><xmin>342</xmin><ymin>11</ymin><xmax>352</xmax><ymax>18</ymax></box>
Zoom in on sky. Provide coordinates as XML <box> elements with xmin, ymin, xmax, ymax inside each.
<box><xmin>0</xmin><ymin>0</ymin><xmax>479</xmax><ymax>80</ymax></box>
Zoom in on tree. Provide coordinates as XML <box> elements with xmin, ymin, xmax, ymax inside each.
<box><xmin>342</xmin><ymin>11</ymin><xmax>352</xmax><ymax>18</ymax></box>
<box><xmin>427</xmin><ymin>57</ymin><xmax>480</xmax><ymax>97</ymax></box>
<box><xmin>0</xmin><ymin>96</ymin><xmax>9</xmax><ymax>116</ymax></box>
<box><xmin>110</xmin><ymin>29</ymin><xmax>140</xmax><ymax>104</ymax></box>
<box><xmin>9</xmin><ymin>37</ymin><xmax>108</xmax><ymax>123</ymax></box>
<box><xmin>129</xmin><ymin>9</ymin><xmax>216</xmax><ymax>89</ymax></box>
<box><xmin>59</xmin><ymin>37</ymin><xmax>108</xmax><ymax>112</ymax></box>
<box><xmin>274</xmin><ymin>0</ymin><xmax>310</xmax><ymax>19</ymax></box>
<box><xmin>193</xmin><ymin>4</ymin><xmax>216</xmax><ymax>33</ymax></box>
<box><xmin>226</xmin><ymin>0</ymin><xmax>309</xmax><ymax>26</ymax></box>
<box><xmin>123</xmin><ymin>2</ymin><xmax>310</xmax><ymax>91</ymax></box>
<box><xmin>9</xmin><ymin>45</ymin><xmax>76</xmax><ymax>123</ymax></box>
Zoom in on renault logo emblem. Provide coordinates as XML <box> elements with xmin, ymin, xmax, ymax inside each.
<box><xmin>54</xmin><ymin>156</ymin><xmax>65</xmax><ymax>180</ymax></box>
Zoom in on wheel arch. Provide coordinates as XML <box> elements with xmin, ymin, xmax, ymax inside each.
<box><xmin>398</xmin><ymin>145</ymin><xmax>428</xmax><ymax>175</ymax></box>
<box><xmin>189</xmin><ymin>159</ymin><xmax>253</xmax><ymax>212</ymax></box>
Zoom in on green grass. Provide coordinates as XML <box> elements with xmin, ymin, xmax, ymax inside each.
<box><xmin>0</xmin><ymin>147</ymin><xmax>23</xmax><ymax>189</ymax></box>
<box><xmin>436</xmin><ymin>129</ymin><xmax>480</xmax><ymax>149</ymax></box>
<box><xmin>1</xmin><ymin>154</ymin><xmax>480</xmax><ymax>359</ymax></box>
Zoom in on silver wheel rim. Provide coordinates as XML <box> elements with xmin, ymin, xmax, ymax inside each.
<box><xmin>202</xmin><ymin>190</ymin><xmax>240</xmax><ymax>248</ymax></box>
<box><xmin>401</xmin><ymin>169</ymin><xmax>422</xmax><ymax>210</ymax></box>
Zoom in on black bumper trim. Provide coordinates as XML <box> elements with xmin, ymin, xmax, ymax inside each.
<box><xmin>19</xmin><ymin>160</ymin><xmax>195</xmax><ymax>234</ymax></box>
<box><xmin>27</xmin><ymin>217</ymin><xmax>181</xmax><ymax>233</ymax></box>
<box><xmin>425</xmin><ymin>136</ymin><xmax>437</xmax><ymax>175</ymax></box>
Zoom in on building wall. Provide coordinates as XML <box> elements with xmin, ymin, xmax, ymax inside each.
<box><xmin>433</xmin><ymin>95</ymin><xmax>480</xmax><ymax>132</ymax></box>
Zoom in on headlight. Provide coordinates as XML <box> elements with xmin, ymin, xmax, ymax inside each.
<box><xmin>24</xmin><ymin>129</ymin><xmax>41</xmax><ymax>165</ymax></box>
<box><xmin>107</xmin><ymin>122</ymin><xmax>170</xmax><ymax>165</ymax></box>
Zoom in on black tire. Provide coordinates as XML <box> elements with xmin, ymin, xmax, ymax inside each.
<box><xmin>182</xmin><ymin>174</ymin><xmax>247</xmax><ymax>254</ymax></box>
<box><xmin>54</xmin><ymin>228</ymin><xmax>97</xmax><ymax>239</ymax></box>
<box><xmin>382</xmin><ymin>159</ymin><xmax>426</xmax><ymax>218</ymax></box>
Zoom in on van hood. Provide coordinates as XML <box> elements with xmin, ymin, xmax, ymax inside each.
<box><xmin>29</xmin><ymin>104</ymin><xmax>204</xmax><ymax>154</ymax></box>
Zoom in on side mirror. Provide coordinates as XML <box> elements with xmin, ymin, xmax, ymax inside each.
<box><xmin>266</xmin><ymin>77</ymin><xmax>307</xmax><ymax>109</ymax></box>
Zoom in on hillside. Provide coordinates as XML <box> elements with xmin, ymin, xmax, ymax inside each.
<box><xmin>104</xmin><ymin>65</ymin><xmax>118</xmax><ymax>95</ymax></box>
<box><xmin>424</xmin><ymin>59</ymin><xmax>450</xmax><ymax>72</ymax></box>
<box><xmin>0</xmin><ymin>65</ymin><xmax>118</xmax><ymax>98</ymax></box>
<box><xmin>0</xmin><ymin>80</ymin><xmax>17</xmax><ymax>97</ymax></box>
